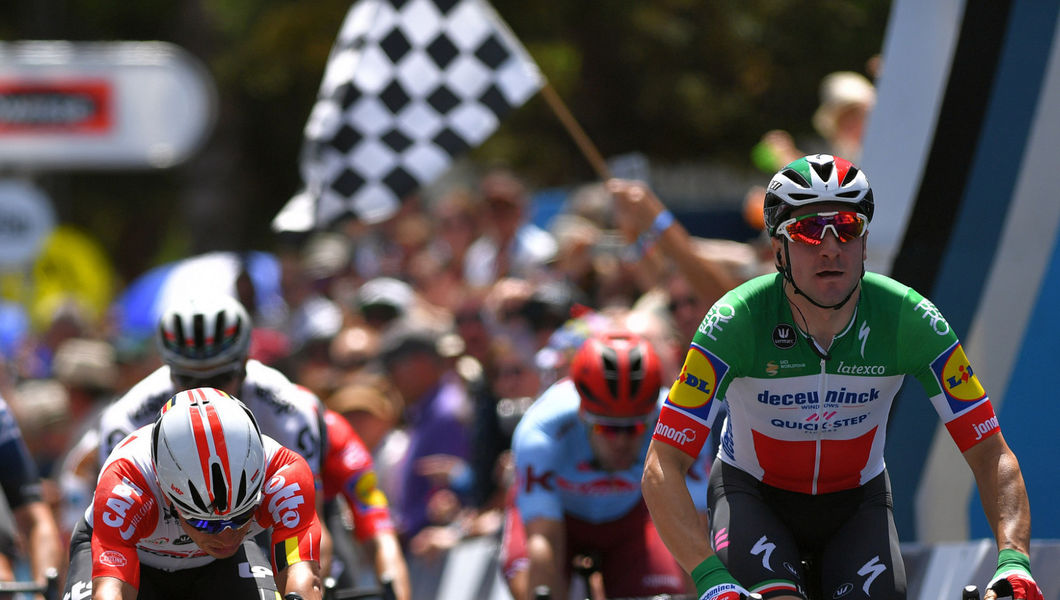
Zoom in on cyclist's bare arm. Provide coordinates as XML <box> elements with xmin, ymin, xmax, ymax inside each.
<box><xmin>525</xmin><ymin>517</ymin><xmax>567</xmax><ymax>600</ymax></box>
<box><xmin>366</xmin><ymin>530</ymin><xmax>411</xmax><ymax>600</ymax></box>
<box><xmin>963</xmin><ymin>432</ymin><xmax>1031</xmax><ymax>555</ymax></box>
<box><xmin>642</xmin><ymin>440</ymin><xmax>714</xmax><ymax>574</ymax></box>
<box><xmin>14</xmin><ymin>500</ymin><xmax>63</xmax><ymax>589</ymax></box>
<box><xmin>963</xmin><ymin>432</ymin><xmax>1033</xmax><ymax>600</ymax></box>
<box><xmin>276</xmin><ymin>559</ymin><xmax>323</xmax><ymax>600</ymax></box>
<box><xmin>91</xmin><ymin>576</ymin><xmax>136</xmax><ymax>600</ymax></box>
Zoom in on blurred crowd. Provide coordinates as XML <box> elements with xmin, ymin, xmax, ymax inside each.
<box><xmin>0</xmin><ymin>64</ymin><xmax>877</xmax><ymax>593</ymax></box>
<box><xmin>0</xmin><ymin>166</ymin><xmax>766</xmax><ymax>564</ymax></box>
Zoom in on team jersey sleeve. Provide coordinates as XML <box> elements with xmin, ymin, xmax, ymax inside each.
<box><xmin>260</xmin><ymin>445</ymin><xmax>323</xmax><ymax>574</ymax></box>
<box><xmin>512</xmin><ymin>412</ymin><xmax>565</xmax><ymax>523</ymax></box>
<box><xmin>899</xmin><ymin>287</ymin><xmax>1000</xmax><ymax>451</ymax></box>
<box><xmin>322</xmin><ymin>411</ymin><xmax>394</xmax><ymax>541</ymax></box>
<box><xmin>653</xmin><ymin>288</ymin><xmax>750</xmax><ymax>458</ymax></box>
<box><xmin>0</xmin><ymin>396</ymin><xmax>43</xmax><ymax>510</ymax></box>
<box><xmin>90</xmin><ymin>455</ymin><xmax>160</xmax><ymax>588</ymax></box>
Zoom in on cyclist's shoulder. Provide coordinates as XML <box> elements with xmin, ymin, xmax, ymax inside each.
<box><xmin>0</xmin><ymin>394</ymin><xmax>22</xmax><ymax>445</ymax></box>
<box><xmin>99</xmin><ymin>425</ymin><xmax>155</xmax><ymax>479</ymax></box>
<box><xmin>243</xmin><ymin>360</ymin><xmax>321</xmax><ymax>412</ymax></box>
<box><xmin>513</xmin><ymin>379</ymin><xmax>580</xmax><ymax>443</ymax></box>
<box><xmin>102</xmin><ymin>366</ymin><xmax>173</xmax><ymax>422</ymax></box>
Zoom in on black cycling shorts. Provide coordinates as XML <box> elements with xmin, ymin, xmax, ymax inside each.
<box><xmin>707</xmin><ymin>459</ymin><xmax>906</xmax><ymax>600</ymax></box>
<box><xmin>64</xmin><ymin>517</ymin><xmax>278</xmax><ymax>600</ymax></box>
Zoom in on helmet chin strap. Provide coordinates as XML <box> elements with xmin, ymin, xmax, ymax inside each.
<box><xmin>777</xmin><ymin>238</ymin><xmax>863</xmax><ymax>311</ymax></box>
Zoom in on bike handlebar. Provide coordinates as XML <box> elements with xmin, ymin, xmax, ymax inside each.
<box><xmin>0</xmin><ymin>567</ymin><xmax>60</xmax><ymax>600</ymax></box>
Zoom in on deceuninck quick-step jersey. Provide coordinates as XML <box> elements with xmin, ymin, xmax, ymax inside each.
<box><xmin>652</xmin><ymin>272</ymin><xmax>1000</xmax><ymax>495</ymax></box>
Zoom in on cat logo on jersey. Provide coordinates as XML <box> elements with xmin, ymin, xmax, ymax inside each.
<box><xmin>669</xmin><ymin>346</ymin><xmax>728</xmax><ymax>410</ymax></box>
<box><xmin>931</xmin><ymin>342</ymin><xmax>986</xmax><ymax>413</ymax></box>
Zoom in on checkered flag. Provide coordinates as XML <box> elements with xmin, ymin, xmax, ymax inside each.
<box><xmin>273</xmin><ymin>0</ymin><xmax>543</xmax><ymax>232</ymax></box>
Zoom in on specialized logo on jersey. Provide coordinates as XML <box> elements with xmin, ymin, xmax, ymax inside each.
<box><xmin>772</xmin><ymin>324</ymin><xmax>797</xmax><ymax>349</ymax></box>
<box><xmin>931</xmin><ymin>342</ymin><xmax>986</xmax><ymax>412</ymax></box>
<box><xmin>669</xmin><ymin>346</ymin><xmax>728</xmax><ymax>410</ymax></box>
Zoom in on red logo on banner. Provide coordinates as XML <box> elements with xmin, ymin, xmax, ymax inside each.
<box><xmin>0</xmin><ymin>80</ymin><xmax>113</xmax><ymax>134</ymax></box>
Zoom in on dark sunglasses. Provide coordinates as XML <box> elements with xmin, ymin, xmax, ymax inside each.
<box><xmin>181</xmin><ymin>505</ymin><xmax>257</xmax><ymax>534</ymax></box>
<box><xmin>776</xmin><ymin>211</ymin><xmax>868</xmax><ymax>246</ymax></box>
<box><xmin>588</xmin><ymin>421</ymin><xmax>648</xmax><ymax>439</ymax></box>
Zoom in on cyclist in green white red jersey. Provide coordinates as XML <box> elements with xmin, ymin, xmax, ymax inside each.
<box><xmin>630</xmin><ymin>155</ymin><xmax>1040</xmax><ymax>600</ymax></box>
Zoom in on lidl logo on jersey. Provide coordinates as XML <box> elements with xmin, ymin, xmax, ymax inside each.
<box><xmin>931</xmin><ymin>342</ymin><xmax>986</xmax><ymax>412</ymax></box>
<box><xmin>670</xmin><ymin>346</ymin><xmax>728</xmax><ymax>410</ymax></box>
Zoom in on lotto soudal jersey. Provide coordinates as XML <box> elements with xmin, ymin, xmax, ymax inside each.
<box><xmin>652</xmin><ymin>272</ymin><xmax>1000</xmax><ymax>495</ymax></box>
<box><xmin>89</xmin><ymin>427</ymin><xmax>320</xmax><ymax>587</ymax></box>
<box><xmin>513</xmin><ymin>379</ymin><xmax>711</xmax><ymax>524</ymax></box>
<box><xmin>98</xmin><ymin>360</ymin><xmax>325</xmax><ymax>479</ymax></box>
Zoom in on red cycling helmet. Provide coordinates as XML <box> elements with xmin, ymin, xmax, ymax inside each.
<box><xmin>570</xmin><ymin>332</ymin><xmax>662</xmax><ymax>421</ymax></box>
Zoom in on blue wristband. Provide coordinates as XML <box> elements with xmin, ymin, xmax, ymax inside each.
<box><xmin>651</xmin><ymin>210</ymin><xmax>675</xmax><ymax>237</ymax></box>
<box><xmin>627</xmin><ymin>210</ymin><xmax>675</xmax><ymax>261</ymax></box>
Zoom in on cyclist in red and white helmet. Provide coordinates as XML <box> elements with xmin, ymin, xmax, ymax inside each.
<box><xmin>99</xmin><ymin>293</ymin><xmax>325</xmax><ymax>479</ymax></box>
<box><xmin>502</xmin><ymin>329</ymin><xmax>714</xmax><ymax>600</ymax></box>
<box><xmin>66</xmin><ymin>387</ymin><xmax>322</xmax><ymax>600</ymax></box>
<box><xmin>642</xmin><ymin>155</ymin><xmax>1039</xmax><ymax>600</ymax></box>
<box><xmin>86</xmin><ymin>293</ymin><xmax>336</xmax><ymax>597</ymax></box>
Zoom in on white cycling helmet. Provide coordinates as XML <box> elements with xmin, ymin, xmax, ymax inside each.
<box><xmin>157</xmin><ymin>294</ymin><xmax>252</xmax><ymax>379</ymax></box>
<box><xmin>151</xmin><ymin>387</ymin><xmax>265</xmax><ymax>520</ymax></box>
<box><xmin>763</xmin><ymin>154</ymin><xmax>874</xmax><ymax>236</ymax></box>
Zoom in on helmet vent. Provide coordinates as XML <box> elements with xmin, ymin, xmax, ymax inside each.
<box><xmin>576</xmin><ymin>382</ymin><xmax>600</xmax><ymax>408</ymax></box>
<box><xmin>789</xmin><ymin>193</ymin><xmax>818</xmax><ymax>201</ymax></box>
<box><xmin>188</xmin><ymin>480</ymin><xmax>209</xmax><ymax>514</ymax></box>
<box><xmin>210</xmin><ymin>463</ymin><xmax>229</xmax><ymax>513</ymax></box>
<box><xmin>193</xmin><ymin>314</ymin><xmax>206</xmax><ymax>353</ymax></box>
<box><xmin>600</xmin><ymin>347</ymin><xmax>620</xmax><ymax>401</ymax></box>
<box><xmin>172</xmin><ymin>316</ymin><xmax>186</xmax><ymax>350</ymax></box>
<box><xmin>835</xmin><ymin>190</ymin><xmax>861</xmax><ymax>198</ymax></box>
<box><xmin>811</xmin><ymin>160</ymin><xmax>833</xmax><ymax>181</ymax></box>
<box><xmin>236</xmin><ymin>470</ymin><xmax>248</xmax><ymax>508</ymax></box>
<box><xmin>627</xmin><ymin>347</ymin><xmax>644</xmax><ymax>401</ymax></box>
<box><xmin>841</xmin><ymin>166</ymin><xmax>860</xmax><ymax>186</ymax></box>
<box><xmin>781</xmin><ymin>168</ymin><xmax>809</xmax><ymax>187</ymax></box>
<box><xmin>213</xmin><ymin>311</ymin><xmax>227</xmax><ymax>350</ymax></box>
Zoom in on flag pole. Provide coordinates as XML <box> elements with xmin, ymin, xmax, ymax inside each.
<box><xmin>538</xmin><ymin>81</ymin><xmax>612</xmax><ymax>180</ymax></box>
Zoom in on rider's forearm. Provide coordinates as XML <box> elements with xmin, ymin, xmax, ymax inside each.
<box><xmin>642</xmin><ymin>443</ymin><xmax>715</xmax><ymax>574</ymax></box>
<box><xmin>965</xmin><ymin>433</ymin><xmax>1032</xmax><ymax>556</ymax></box>
<box><xmin>276</xmin><ymin>560</ymin><xmax>323</xmax><ymax>600</ymax></box>
<box><xmin>91</xmin><ymin>576</ymin><xmax>136</xmax><ymax>600</ymax></box>
<box><xmin>526</xmin><ymin>527</ymin><xmax>566</xmax><ymax>600</ymax></box>
<box><xmin>371</xmin><ymin>532</ymin><xmax>411</xmax><ymax>600</ymax></box>
<box><xmin>15</xmin><ymin>502</ymin><xmax>62</xmax><ymax>585</ymax></box>
<box><xmin>655</xmin><ymin>222</ymin><xmax>740</xmax><ymax>306</ymax></box>
<box><xmin>970</xmin><ymin>435</ymin><xmax>1032</xmax><ymax>555</ymax></box>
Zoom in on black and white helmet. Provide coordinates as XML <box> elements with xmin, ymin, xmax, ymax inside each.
<box><xmin>157</xmin><ymin>294</ymin><xmax>251</xmax><ymax>379</ymax></box>
<box><xmin>763</xmin><ymin>154</ymin><xmax>874</xmax><ymax>236</ymax></box>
